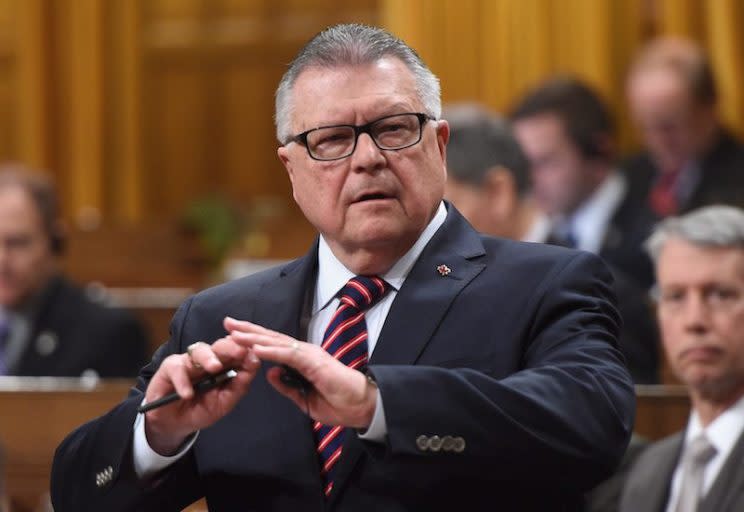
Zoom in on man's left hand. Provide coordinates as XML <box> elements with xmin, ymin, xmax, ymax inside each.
<box><xmin>226</xmin><ymin>316</ymin><xmax>377</xmax><ymax>429</ymax></box>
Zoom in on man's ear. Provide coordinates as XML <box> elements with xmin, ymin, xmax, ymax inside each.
<box><xmin>277</xmin><ymin>146</ymin><xmax>299</xmax><ymax>203</ymax></box>
<box><xmin>436</xmin><ymin>120</ymin><xmax>450</xmax><ymax>179</ymax></box>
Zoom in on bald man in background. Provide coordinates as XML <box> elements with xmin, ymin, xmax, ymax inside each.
<box><xmin>0</xmin><ymin>167</ymin><xmax>149</xmax><ymax>377</ymax></box>
<box><xmin>624</xmin><ymin>37</ymin><xmax>744</xmax><ymax>218</ymax></box>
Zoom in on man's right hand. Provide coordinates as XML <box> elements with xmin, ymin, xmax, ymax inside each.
<box><xmin>143</xmin><ymin>322</ymin><xmax>261</xmax><ymax>455</ymax></box>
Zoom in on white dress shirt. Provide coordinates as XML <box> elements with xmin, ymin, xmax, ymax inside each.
<box><xmin>133</xmin><ymin>202</ymin><xmax>448</xmax><ymax>478</ymax></box>
<box><xmin>552</xmin><ymin>172</ymin><xmax>627</xmax><ymax>254</ymax></box>
<box><xmin>665</xmin><ymin>395</ymin><xmax>744</xmax><ymax>512</ymax></box>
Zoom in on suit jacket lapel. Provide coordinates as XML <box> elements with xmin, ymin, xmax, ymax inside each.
<box><xmin>328</xmin><ymin>207</ymin><xmax>486</xmax><ymax>506</ymax></box>
<box><xmin>700</xmin><ymin>428</ymin><xmax>744</xmax><ymax>512</ymax></box>
<box><xmin>251</xmin><ymin>242</ymin><xmax>318</xmax><ymax>339</ymax></box>
<box><xmin>370</xmin><ymin>206</ymin><xmax>486</xmax><ymax>365</ymax></box>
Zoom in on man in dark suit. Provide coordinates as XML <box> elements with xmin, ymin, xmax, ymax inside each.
<box><xmin>0</xmin><ymin>167</ymin><xmax>149</xmax><ymax>377</ymax></box>
<box><xmin>510</xmin><ymin>76</ymin><xmax>658</xmax><ymax>291</ymax></box>
<box><xmin>444</xmin><ymin>103</ymin><xmax>659</xmax><ymax>383</ymax></box>
<box><xmin>624</xmin><ymin>37</ymin><xmax>744</xmax><ymax>218</ymax></box>
<box><xmin>621</xmin><ymin>206</ymin><xmax>744</xmax><ymax>512</ymax></box>
<box><xmin>51</xmin><ymin>23</ymin><xmax>634</xmax><ymax>512</ymax></box>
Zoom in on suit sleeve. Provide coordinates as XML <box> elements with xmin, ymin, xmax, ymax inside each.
<box><xmin>50</xmin><ymin>298</ymin><xmax>204</xmax><ymax>512</ymax></box>
<box><xmin>368</xmin><ymin>251</ymin><xmax>636</xmax><ymax>492</ymax></box>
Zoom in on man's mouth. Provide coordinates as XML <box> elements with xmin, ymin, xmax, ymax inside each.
<box><xmin>353</xmin><ymin>192</ymin><xmax>394</xmax><ymax>203</ymax></box>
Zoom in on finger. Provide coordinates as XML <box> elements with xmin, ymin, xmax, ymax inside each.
<box><xmin>151</xmin><ymin>355</ymin><xmax>195</xmax><ymax>401</ymax></box>
<box><xmin>188</xmin><ymin>341</ymin><xmax>224</xmax><ymax>374</ymax></box>
<box><xmin>224</xmin><ymin>317</ymin><xmax>279</xmax><ymax>336</ymax></box>
<box><xmin>230</xmin><ymin>330</ymin><xmax>296</xmax><ymax>350</ymax></box>
<box><xmin>265</xmin><ymin>366</ymin><xmax>309</xmax><ymax>410</ymax></box>
<box><xmin>210</xmin><ymin>337</ymin><xmax>248</xmax><ymax>368</ymax></box>
<box><xmin>250</xmin><ymin>341</ymin><xmax>309</xmax><ymax>370</ymax></box>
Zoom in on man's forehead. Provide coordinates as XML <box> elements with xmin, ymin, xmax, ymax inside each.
<box><xmin>659</xmin><ymin>240</ymin><xmax>744</xmax><ymax>280</ymax></box>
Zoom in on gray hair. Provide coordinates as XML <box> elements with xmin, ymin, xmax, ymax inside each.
<box><xmin>444</xmin><ymin>103</ymin><xmax>531</xmax><ymax>195</ymax></box>
<box><xmin>274</xmin><ymin>23</ymin><xmax>441</xmax><ymax>144</ymax></box>
<box><xmin>645</xmin><ymin>205</ymin><xmax>744</xmax><ymax>262</ymax></box>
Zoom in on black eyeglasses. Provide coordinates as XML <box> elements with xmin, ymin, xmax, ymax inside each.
<box><xmin>286</xmin><ymin>112</ymin><xmax>435</xmax><ymax>161</ymax></box>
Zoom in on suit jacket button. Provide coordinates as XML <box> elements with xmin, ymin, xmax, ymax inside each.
<box><xmin>453</xmin><ymin>437</ymin><xmax>466</xmax><ymax>453</ymax></box>
<box><xmin>442</xmin><ymin>435</ymin><xmax>455</xmax><ymax>452</ymax></box>
<box><xmin>416</xmin><ymin>435</ymin><xmax>429</xmax><ymax>451</ymax></box>
<box><xmin>429</xmin><ymin>435</ymin><xmax>443</xmax><ymax>452</ymax></box>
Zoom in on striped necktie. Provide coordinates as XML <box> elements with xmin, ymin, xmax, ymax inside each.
<box><xmin>314</xmin><ymin>275</ymin><xmax>389</xmax><ymax>497</ymax></box>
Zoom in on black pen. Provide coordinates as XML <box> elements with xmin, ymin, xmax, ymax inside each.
<box><xmin>137</xmin><ymin>369</ymin><xmax>238</xmax><ymax>414</ymax></box>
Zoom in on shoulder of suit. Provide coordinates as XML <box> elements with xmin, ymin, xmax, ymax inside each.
<box><xmin>189</xmin><ymin>258</ymin><xmax>303</xmax><ymax>305</ymax></box>
<box><xmin>633</xmin><ymin>432</ymin><xmax>683</xmax><ymax>470</ymax></box>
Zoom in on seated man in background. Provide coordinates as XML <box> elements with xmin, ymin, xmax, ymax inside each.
<box><xmin>510</xmin><ymin>76</ymin><xmax>657</xmax><ymax>291</ymax></box>
<box><xmin>0</xmin><ymin>166</ymin><xmax>149</xmax><ymax>377</ymax></box>
<box><xmin>621</xmin><ymin>205</ymin><xmax>744</xmax><ymax>512</ymax></box>
<box><xmin>444</xmin><ymin>103</ymin><xmax>658</xmax><ymax>383</ymax></box>
<box><xmin>625</xmin><ymin>38</ymin><xmax>744</xmax><ymax>218</ymax></box>
<box><xmin>480</xmin><ymin>88</ymin><xmax>658</xmax><ymax>382</ymax></box>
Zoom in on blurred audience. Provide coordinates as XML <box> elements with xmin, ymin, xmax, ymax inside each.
<box><xmin>621</xmin><ymin>206</ymin><xmax>744</xmax><ymax>512</ymax></box>
<box><xmin>444</xmin><ymin>102</ymin><xmax>658</xmax><ymax>383</ymax></box>
<box><xmin>625</xmin><ymin>37</ymin><xmax>744</xmax><ymax>218</ymax></box>
<box><xmin>0</xmin><ymin>166</ymin><xmax>148</xmax><ymax>377</ymax></box>
<box><xmin>510</xmin><ymin>76</ymin><xmax>657</xmax><ymax>290</ymax></box>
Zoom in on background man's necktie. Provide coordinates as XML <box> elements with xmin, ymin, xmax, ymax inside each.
<box><xmin>314</xmin><ymin>275</ymin><xmax>389</xmax><ymax>497</ymax></box>
<box><xmin>650</xmin><ymin>166</ymin><xmax>682</xmax><ymax>217</ymax></box>
<box><xmin>674</xmin><ymin>434</ymin><xmax>717</xmax><ymax>512</ymax></box>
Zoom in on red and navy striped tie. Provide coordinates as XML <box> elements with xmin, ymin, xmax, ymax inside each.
<box><xmin>314</xmin><ymin>275</ymin><xmax>389</xmax><ymax>497</ymax></box>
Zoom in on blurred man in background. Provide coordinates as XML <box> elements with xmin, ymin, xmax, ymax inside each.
<box><xmin>510</xmin><ymin>76</ymin><xmax>657</xmax><ymax>291</ymax></box>
<box><xmin>0</xmin><ymin>166</ymin><xmax>149</xmax><ymax>377</ymax></box>
<box><xmin>446</xmin><ymin>102</ymin><xmax>658</xmax><ymax>383</ymax></box>
<box><xmin>621</xmin><ymin>205</ymin><xmax>744</xmax><ymax>512</ymax></box>
<box><xmin>443</xmin><ymin>103</ymin><xmax>549</xmax><ymax>242</ymax></box>
<box><xmin>625</xmin><ymin>38</ymin><xmax>744</xmax><ymax>218</ymax></box>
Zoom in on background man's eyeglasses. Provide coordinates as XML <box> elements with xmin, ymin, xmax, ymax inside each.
<box><xmin>287</xmin><ymin>112</ymin><xmax>435</xmax><ymax>161</ymax></box>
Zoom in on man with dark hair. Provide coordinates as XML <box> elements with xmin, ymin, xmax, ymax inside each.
<box><xmin>443</xmin><ymin>103</ymin><xmax>549</xmax><ymax>242</ymax></box>
<box><xmin>0</xmin><ymin>165</ymin><xmax>149</xmax><ymax>377</ymax></box>
<box><xmin>511</xmin><ymin>76</ymin><xmax>657</xmax><ymax>290</ymax></box>
<box><xmin>52</xmin><ymin>24</ymin><xmax>633</xmax><ymax>511</ymax></box>
<box><xmin>621</xmin><ymin>206</ymin><xmax>744</xmax><ymax>512</ymax></box>
<box><xmin>625</xmin><ymin>37</ymin><xmax>744</xmax><ymax>217</ymax></box>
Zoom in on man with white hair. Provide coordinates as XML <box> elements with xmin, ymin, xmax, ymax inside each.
<box><xmin>621</xmin><ymin>205</ymin><xmax>744</xmax><ymax>512</ymax></box>
<box><xmin>52</xmin><ymin>24</ymin><xmax>633</xmax><ymax>511</ymax></box>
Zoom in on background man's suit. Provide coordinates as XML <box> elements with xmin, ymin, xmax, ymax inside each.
<box><xmin>51</xmin><ymin>207</ymin><xmax>635</xmax><ymax>511</ymax></box>
<box><xmin>10</xmin><ymin>276</ymin><xmax>149</xmax><ymax>377</ymax></box>
<box><xmin>623</xmin><ymin>129</ymin><xmax>744</xmax><ymax>216</ymax></box>
<box><xmin>620</xmin><ymin>430</ymin><xmax>744</xmax><ymax>512</ymax></box>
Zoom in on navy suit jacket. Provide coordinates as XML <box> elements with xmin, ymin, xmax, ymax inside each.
<box><xmin>51</xmin><ymin>206</ymin><xmax>635</xmax><ymax>511</ymax></box>
<box><xmin>12</xmin><ymin>276</ymin><xmax>149</xmax><ymax>377</ymax></box>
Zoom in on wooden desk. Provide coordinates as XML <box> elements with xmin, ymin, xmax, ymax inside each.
<box><xmin>0</xmin><ymin>378</ymin><xmax>133</xmax><ymax>512</ymax></box>
<box><xmin>635</xmin><ymin>385</ymin><xmax>690</xmax><ymax>440</ymax></box>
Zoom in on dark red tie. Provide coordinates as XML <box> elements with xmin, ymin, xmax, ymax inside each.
<box><xmin>649</xmin><ymin>167</ymin><xmax>681</xmax><ymax>217</ymax></box>
<box><xmin>314</xmin><ymin>275</ymin><xmax>389</xmax><ymax>497</ymax></box>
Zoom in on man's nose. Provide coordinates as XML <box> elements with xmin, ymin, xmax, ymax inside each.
<box><xmin>350</xmin><ymin>133</ymin><xmax>385</xmax><ymax>172</ymax></box>
<box><xmin>682</xmin><ymin>293</ymin><xmax>711</xmax><ymax>333</ymax></box>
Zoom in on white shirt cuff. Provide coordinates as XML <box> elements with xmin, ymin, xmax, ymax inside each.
<box><xmin>357</xmin><ymin>389</ymin><xmax>387</xmax><ymax>443</ymax></box>
<box><xmin>132</xmin><ymin>399</ymin><xmax>199</xmax><ymax>479</ymax></box>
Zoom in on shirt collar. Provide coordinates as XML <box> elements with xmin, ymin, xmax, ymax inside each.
<box><xmin>556</xmin><ymin>171</ymin><xmax>626</xmax><ymax>253</ymax></box>
<box><xmin>522</xmin><ymin>212</ymin><xmax>551</xmax><ymax>243</ymax></box>
<box><xmin>685</xmin><ymin>394</ymin><xmax>744</xmax><ymax>455</ymax></box>
<box><xmin>314</xmin><ymin>201</ymin><xmax>448</xmax><ymax>314</ymax></box>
